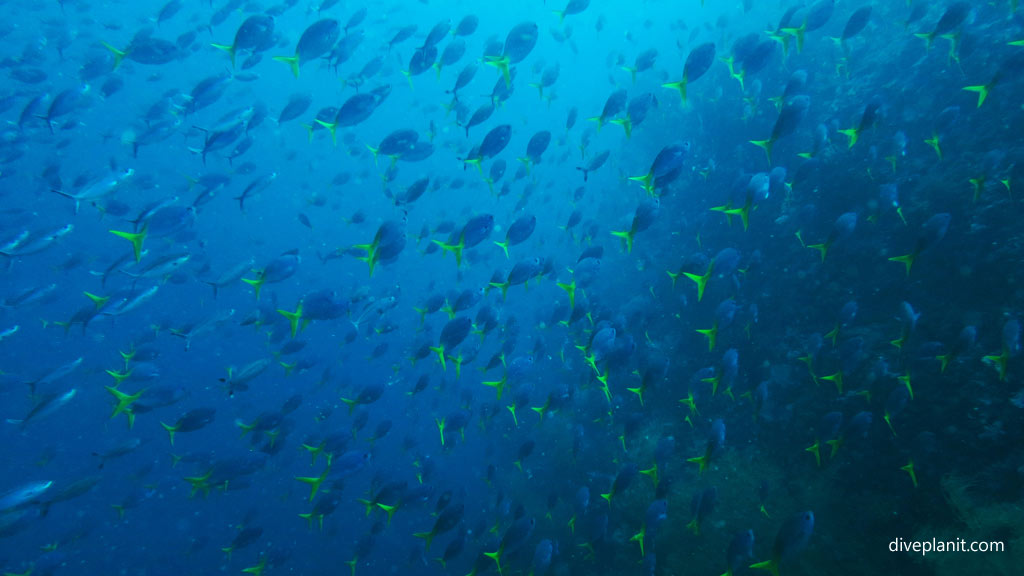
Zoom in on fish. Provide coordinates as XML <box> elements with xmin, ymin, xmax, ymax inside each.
<box><xmin>168</xmin><ymin>308</ymin><xmax>236</xmax><ymax>351</ymax></box>
<box><xmin>529</xmin><ymin>62</ymin><xmax>560</xmax><ymax>99</ymax></box>
<box><xmin>0</xmin><ymin>481</ymin><xmax>53</xmax><ymax>513</ymax></box>
<box><xmin>750</xmin><ymin>94</ymin><xmax>810</xmax><ymax>164</ymax></box>
<box><xmin>687</xmin><ymin>486</ymin><xmax>718</xmax><ymax>535</ymax></box>
<box><xmin>663</xmin><ymin>42</ymin><xmax>715</xmax><ymax>103</ymax></box>
<box><xmin>220</xmin><ymin>357</ymin><xmax>271</xmax><ymax>396</ymax></box>
<box><xmin>888</xmin><ymin>213</ymin><xmax>951</xmax><ymax>275</ymax></box>
<box><xmin>553</xmin><ymin>0</ymin><xmax>590</xmax><ymax>23</ymax></box>
<box><xmin>413</xmin><ymin>502</ymin><xmax>463</xmax><ymax>552</ymax></box>
<box><xmin>120</xmin><ymin>253</ymin><xmax>190</xmax><ymax>282</ymax></box>
<box><xmin>36</xmin><ymin>85</ymin><xmax>89</xmax><ymax>133</ymax></box>
<box><xmin>350</xmin><ymin>219</ymin><xmax>407</xmax><ymax>277</ymax></box>
<box><xmin>750</xmin><ymin>511</ymin><xmax>814</xmax><ymax>575</ymax></box>
<box><xmin>493</xmin><ymin>214</ymin><xmax>536</xmax><ymax>258</ymax></box>
<box><xmin>156</xmin><ymin>0</ymin><xmax>183</xmax><ymax>25</ymax></box>
<box><xmin>160</xmin><ymin>408</ymin><xmax>216</xmax><ymax>445</ymax></box>
<box><xmin>915</xmin><ymin>2</ymin><xmax>972</xmax><ymax>50</ymax></box>
<box><xmin>463</xmin><ymin>125</ymin><xmax>511</xmax><ymax>171</ymax></box>
<box><xmin>629</xmin><ymin>141</ymin><xmax>689</xmax><ymax>194</ymax></box>
<box><xmin>422</xmin><ymin>20</ymin><xmax>452</xmax><ymax>50</ymax></box>
<box><xmin>611</xmin><ymin>198</ymin><xmax>660</xmax><ymax>253</ymax></box>
<box><xmin>588</xmin><ymin>89</ymin><xmax>627</xmax><ymax>131</ymax></box>
<box><xmin>93</xmin><ymin>437</ymin><xmax>142</xmax><ymax>469</ymax></box>
<box><xmin>11</xmin><ymin>388</ymin><xmax>77</xmax><ymax>430</ymax></box>
<box><xmin>454</xmin><ymin>15</ymin><xmax>479</xmax><ymax>37</ymax></box>
<box><xmin>99</xmin><ymin>285</ymin><xmax>160</xmax><ymax>317</ymax></box>
<box><xmin>612</xmin><ymin>93</ymin><xmax>657</xmax><ymax>139</ymax></box>
<box><xmin>622</xmin><ymin>48</ymin><xmax>657</xmax><ymax>84</ymax></box>
<box><xmin>0</xmin><ymin>225</ymin><xmax>74</xmax><ymax>258</ymax></box>
<box><xmin>517</xmin><ymin>130</ymin><xmax>551</xmax><ymax>170</ymax></box>
<box><xmin>485</xmin><ymin>22</ymin><xmax>539</xmax><ymax>87</ymax></box>
<box><xmin>278</xmin><ymin>93</ymin><xmax>313</xmax><ymax>124</ymax></box>
<box><xmin>52</xmin><ymin>168</ymin><xmax>134</xmax><ymax>214</ymax></box>
<box><xmin>212</xmin><ymin>14</ymin><xmax>275</xmax><ymax>68</ymax></box>
<box><xmin>837</xmin><ymin>6</ymin><xmax>872</xmax><ymax>51</ymax></box>
<box><xmin>433</xmin><ymin>214</ymin><xmax>494</xmax><ymax>267</ymax></box>
<box><xmin>103</xmin><ymin>33</ymin><xmax>181</xmax><ymax>69</ymax></box>
<box><xmin>343</xmin><ymin>7</ymin><xmax>367</xmax><ymax>33</ymax></box>
<box><xmin>274</xmin><ymin>19</ymin><xmax>341</xmax><ymax>78</ymax></box>
<box><xmin>202</xmin><ymin>257</ymin><xmax>255</xmax><ymax>298</ymax></box>
<box><xmin>484</xmin><ymin>516</ymin><xmax>536</xmax><ymax>573</ymax></box>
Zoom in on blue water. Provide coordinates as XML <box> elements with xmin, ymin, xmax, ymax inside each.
<box><xmin>1</xmin><ymin>0</ymin><xmax>1023</xmax><ymax>575</ymax></box>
